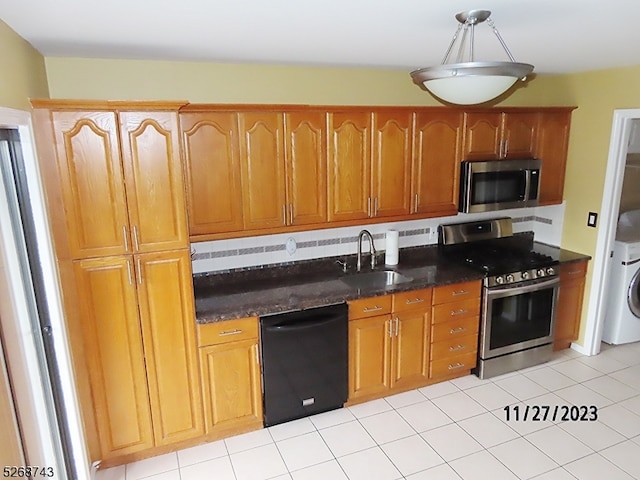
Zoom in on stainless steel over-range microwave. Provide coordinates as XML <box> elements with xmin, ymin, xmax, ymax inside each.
<box><xmin>459</xmin><ymin>159</ymin><xmax>541</xmax><ymax>213</ymax></box>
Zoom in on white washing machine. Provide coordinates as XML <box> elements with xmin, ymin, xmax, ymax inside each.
<box><xmin>602</xmin><ymin>239</ymin><xmax>640</xmax><ymax>344</ymax></box>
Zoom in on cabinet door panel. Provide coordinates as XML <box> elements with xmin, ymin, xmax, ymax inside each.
<box><xmin>180</xmin><ymin>112</ymin><xmax>244</xmax><ymax>235</ymax></box>
<box><xmin>200</xmin><ymin>340</ymin><xmax>262</xmax><ymax>433</ymax></box>
<box><xmin>119</xmin><ymin>112</ymin><xmax>188</xmax><ymax>252</ymax></box>
<box><xmin>462</xmin><ymin>112</ymin><xmax>502</xmax><ymax>160</ymax></box>
<box><xmin>372</xmin><ymin>111</ymin><xmax>412</xmax><ymax>217</ymax></box>
<box><xmin>285</xmin><ymin>112</ymin><xmax>327</xmax><ymax>225</ymax></box>
<box><xmin>73</xmin><ymin>257</ymin><xmax>153</xmax><ymax>457</ymax></box>
<box><xmin>391</xmin><ymin>310</ymin><xmax>429</xmax><ymax>389</ymax></box>
<box><xmin>136</xmin><ymin>250</ymin><xmax>204</xmax><ymax>445</ymax></box>
<box><xmin>239</xmin><ymin>113</ymin><xmax>287</xmax><ymax>230</ymax></box>
<box><xmin>413</xmin><ymin>111</ymin><xmax>462</xmax><ymax>215</ymax></box>
<box><xmin>503</xmin><ymin>112</ymin><xmax>538</xmax><ymax>159</ymax></box>
<box><xmin>328</xmin><ymin>112</ymin><xmax>371</xmax><ymax>221</ymax></box>
<box><xmin>536</xmin><ymin>111</ymin><xmax>572</xmax><ymax>205</ymax></box>
<box><xmin>348</xmin><ymin>315</ymin><xmax>391</xmax><ymax>400</ymax></box>
<box><xmin>52</xmin><ymin>111</ymin><xmax>129</xmax><ymax>258</ymax></box>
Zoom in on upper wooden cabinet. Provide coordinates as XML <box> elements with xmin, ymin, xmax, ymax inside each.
<box><xmin>536</xmin><ymin>110</ymin><xmax>573</xmax><ymax>205</ymax></box>
<box><xmin>327</xmin><ymin>111</ymin><xmax>372</xmax><ymax>222</ymax></box>
<box><xmin>50</xmin><ymin>109</ymin><xmax>188</xmax><ymax>259</ymax></box>
<box><xmin>284</xmin><ymin>112</ymin><xmax>328</xmax><ymax>226</ymax></box>
<box><xmin>463</xmin><ymin>111</ymin><xmax>538</xmax><ymax>160</ymax></box>
<box><xmin>180</xmin><ymin>111</ymin><xmax>244</xmax><ymax>235</ymax></box>
<box><xmin>372</xmin><ymin>111</ymin><xmax>413</xmax><ymax>218</ymax></box>
<box><xmin>412</xmin><ymin>111</ymin><xmax>463</xmax><ymax>216</ymax></box>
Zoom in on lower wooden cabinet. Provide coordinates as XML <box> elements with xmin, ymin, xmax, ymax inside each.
<box><xmin>73</xmin><ymin>249</ymin><xmax>203</xmax><ymax>460</ymax></box>
<box><xmin>348</xmin><ymin>289</ymin><xmax>432</xmax><ymax>401</ymax></box>
<box><xmin>197</xmin><ymin>318</ymin><xmax>263</xmax><ymax>435</ymax></box>
<box><xmin>554</xmin><ymin>260</ymin><xmax>588</xmax><ymax>350</ymax></box>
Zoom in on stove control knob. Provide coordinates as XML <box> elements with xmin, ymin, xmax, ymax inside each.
<box><xmin>537</xmin><ymin>268</ymin><xmax>546</xmax><ymax>277</ymax></box>
<box><xmin>546</xmin><ymin>267</ymin><xmax>556</xmax><ymax>276</ymax></box>
<box><xmin>521</xmin><ymin>271</ymin><xmax>530</xmax><ymax>280</ymax></box>
<box><xmin>495</xmin><ymin>276</ymin><xmax>505</xmax><ymax>285</ymax></box>
<box><xmin>506</xmin><ymin>274</ymin><xmax>515</xmax><ymax>283</ymax></box>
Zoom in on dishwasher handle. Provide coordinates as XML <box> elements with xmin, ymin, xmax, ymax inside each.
<box><xmin>264</xmin><ymin>312</ymin><xmax>345</xmax><ymax>333</ymax></box>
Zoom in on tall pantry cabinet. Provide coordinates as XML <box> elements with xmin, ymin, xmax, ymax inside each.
<box><xmin>31</xmin><ymin>101</ymin><xmax>203</xmax><ymax>463</ymax></box>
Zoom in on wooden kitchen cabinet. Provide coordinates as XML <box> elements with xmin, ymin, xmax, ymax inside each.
<box><xmin>238</xmin><ymin>112</ymin><xmax>288</xmax><ymax>230</ymax></box>
<box><xmin>430</xmin><ymin>280</ymin><xmax>482</xmax><ymax>380</ymax></box>
<box><xmin>51</xmin><ymin>109</ymin><xmax>188</xmax><ymax>258</ymax></box>
<box><xmin>462</xmin><ymin>111</ymin><xmax>538</xmax><ymax>160</ymax></box>
<box><xmin>371</xmin><ymin>111</ymin><xmax>413</xmax><ymax>217</ymax></box>
<box><xmin>73</xmin><ymin>256</ymin><xmax>154</xmax><ymax>458</ymax></box>
<box><xmin>536</xmin><ymin>109</ymin><xmax>573</xmax><ymax>205</ymax></box>
<box><xmin>179</xmin><ymin>111</ymin><xmax>244</xmax><ymax>235</ymax></box>
<box><xmin>73</xmin><ymin>249</ymin><xmax>204</xmax><ymax>458</ymax></box>
<box><xmin>136</xmin><ymin>250</ymin><xmax>204</xmax><ymax>446</ymax></box>
<box><xmin>348</xmin><ymin>289</ymin><xmax>431</xmax><ymax>402</ymax></box>
<box><xmin>197</xmin><ymin>317</ymin><xmax>263</xmax><ymax>436</ymax></box>
<box><xmin>327</xmin><ymin>111</ymin><xmax>372</xmax><ymax>222</ymax></box>
<box><xmin>284</xmin><ymin>111</ymin><xmax>328</xmax><ymax>226</ymax></box>
<box><xmin>554</xmin><ymin>260</ymin><xmax>588</xmax><ymax>350</ymax></box>
<box><xmin>412</xmin><ymin>111</ymin><xmax>463</xmax><ymax>216</ymax></box>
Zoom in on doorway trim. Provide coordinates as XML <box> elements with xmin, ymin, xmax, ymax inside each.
<box><xmin>580</xmin><ymin>109</ymin><xmax>640</xmax><ymax>355</ymax></box>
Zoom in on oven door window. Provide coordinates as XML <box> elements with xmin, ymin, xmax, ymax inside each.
<box><xmin>472</xmin><ymin>171</ymin><xmax>527</xmax><ymax>206</ymax></box>
<box><xmin>488</xmin><ymin>286</ymin><xmax>556</xmax><ymax>351</ymax></box>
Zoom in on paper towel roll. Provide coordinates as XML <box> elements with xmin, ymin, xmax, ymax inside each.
<box><xmin>385</xmin><ymin>229</ymin><xmax>399</xmax><ymax>266</ymax></box>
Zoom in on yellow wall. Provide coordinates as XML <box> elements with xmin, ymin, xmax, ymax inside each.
<box><xmin>44</xmin><ymin>56</ymin><xmax>640</xmax><ymax>346</ymax></box>
<box><xmin>0</xmin><ymin>20</ymin><xmax>48</xmax><ymax>110</ymax></box>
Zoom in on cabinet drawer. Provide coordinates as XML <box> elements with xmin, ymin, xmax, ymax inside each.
<box><xmin>430</xmin><ymin>352</ymin><xmax>477</xmax><ymax>379</ymax></box>
<box><xmin>348</xmin><ymin>295</ymin><xmax>393</xmax><ymax>320</ymax></box>
<box><xmin>197</xmin><ymin>317</ymin><xmax>259</xmax><ymax>347</ymax></box>
<box><xmin>432</xmin><ymin>297</ymin><xmax>481</xmax><ymax>324</ymax></box>
<box><xmin>430</xmin><ymin>334</ymin><xmax>478</xmax><ymax>361</ymax></box>
<box><xmin>560</xmin><ymin>261</ymin><xmax>587</xmax><ymax>280</ymax></box>
<box><xmin>432</xmin><ymin>281</ymin><xmax>481</xmax><ymax>305</ymax></box>
<box><xmin>392</xmin><ymin>288</ymin><xmax>432</xmax><ymax>312</ymax></box>
<box><xmin>431</xmin><ymin>316</ymin><xmax>479</xmax><ymax>342</ymax></box>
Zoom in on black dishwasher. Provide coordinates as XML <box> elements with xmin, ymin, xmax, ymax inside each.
<box><xmin>260</xmin><ymin>303</ymin><xmax>348</xmax><ymax>427</ymax></box>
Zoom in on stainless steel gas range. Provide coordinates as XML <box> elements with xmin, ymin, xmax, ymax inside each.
<box><xmin>439</xmin><ymin>217</ymin><xmax>559</xmax><ymax>379</ymax></box>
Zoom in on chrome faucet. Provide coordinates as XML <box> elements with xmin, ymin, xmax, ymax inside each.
<box><xmin>356</xmin><ymin>230</ymin><xmax>377</xmax><ymax>272</ymax></box>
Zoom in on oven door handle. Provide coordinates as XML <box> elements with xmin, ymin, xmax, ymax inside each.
<box><xmin>486</xmin><ymin>276</ymin><xmax>559</xmax><ymax>298</ymax></box>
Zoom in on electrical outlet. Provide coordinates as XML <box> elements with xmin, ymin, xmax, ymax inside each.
<box><xmin>587</xmin><ymin>212</ymin><xmax>598</xmax><ymax>228</ymax></box>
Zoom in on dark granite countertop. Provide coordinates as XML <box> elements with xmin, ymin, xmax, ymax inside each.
<box><xmin>193</xmin><ymin>242</ymin><xmax>591</xmax><ymax>324</ymax></box>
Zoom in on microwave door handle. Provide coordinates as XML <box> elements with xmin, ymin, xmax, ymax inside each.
<box><xmin>523</xmin><ymin>169</ymin><xmax>532</xmax><ymax>200</ymax></box>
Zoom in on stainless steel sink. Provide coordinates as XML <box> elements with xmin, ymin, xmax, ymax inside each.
<box><xmin>340</xmin><ymin>269</ymin><xmax>413</xmax><ymax>289</ymax></box>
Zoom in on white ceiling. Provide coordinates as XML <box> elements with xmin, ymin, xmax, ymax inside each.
<box><xmin>2</xmin><ymin>0</ymin><xmax>639</xmax><ymax>75</ymax></box>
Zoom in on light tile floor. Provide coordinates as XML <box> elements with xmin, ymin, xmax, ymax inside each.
<box><xmin>96</xmin><ymin>342</ymin><xmax>640</xmax><ymax>480</ymax></box>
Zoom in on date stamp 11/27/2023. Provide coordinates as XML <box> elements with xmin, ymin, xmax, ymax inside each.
<box><xmin>503</xmin><ymin>404</ymin><xmax>598</xmax><ymax>422</ymax></box>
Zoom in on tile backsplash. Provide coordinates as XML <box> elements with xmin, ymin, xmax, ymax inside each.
<box><xmin>191</xmin><ymin>203</ymin><xmax>566</xmax><ymax>274</ymax></box>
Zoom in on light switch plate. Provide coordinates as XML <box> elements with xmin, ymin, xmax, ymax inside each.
<box><xmin>587</xmin><ymin>212</ymin><xmax>598</xmax><ymax>228</ymax></box>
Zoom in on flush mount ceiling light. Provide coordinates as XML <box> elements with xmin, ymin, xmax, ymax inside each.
<box><xmin>410</xmin><ymin>10</ymin><xmax>534</xmax><ymax>105</ymax></box>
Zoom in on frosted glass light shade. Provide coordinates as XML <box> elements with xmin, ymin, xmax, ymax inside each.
<box><xmin>423</xmin><ymin>75</ymin><xmax>519</xmax><ymax>105</ymax></box>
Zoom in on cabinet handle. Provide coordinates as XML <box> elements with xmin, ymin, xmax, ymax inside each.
<box><xmin>367</xmin><ymin>197</ymin><xmax>372</xmax><ymax>217</ymax></box>
<box><xmin>126</xmin><ymin>259</ymin><xmax>133</xmax><ymax>285</ymax></box>
<box><xmin>363</xmin><ymin>306</ymin><xmax>383</xmax><ymax>313</ymax></box>
<box><xmin>136</xmin><ymin>258</ymin><xmax>143</xmax><ymax>284</ymax></box>
<box><xmin>289</xmin><ymin>204</ymin><xmax>294</xmax><ymax>225</ymax></box>
<box><xmin>503</xmin><ymin>139</ymin><xmax>509</xmax><ymax>158</ymax></box>
<box><xmin>123</xmin><ymin>226</ymin><xmax>130</xmax><ymax>251</ymax></box>
<box><xmin>282</xmin><ymin>204</ymin><xmax>287</xmax><ymax>225</ymax></box>
<box><xmin>394</xmin><ymin>317</ymin><xmax>399</xmax><ymax>337</ymax></box>
<box><xmin>388</xmin><ymin>319</ymin><xmax>393</xmax><ymax>338</ymax></box>
<box><xmin>414</xmin><ymin>194</ymin><xmax>419</xmax><ymax>214</ymax></box>
<box><xmin>374</xmin><ymin>197</ymin><xmax>379</xmax><ymax>217</ymax></box>
<box><xmin>448</xmin><ymin>362</ymin><xmax>466</xmax><ymax>371</ymax></box>
<box><xmin>449</xmin><ymin>344</ymin><xmax>466</xmax><ymax>352</ymax></box>
<box><xmin>450</xmin><ymin>327</ymin><xmax>467</xmax><ymax>334</ymax></box>
<box><xmin>132</xmin><ymin>225</ymin><xmax>140</xmax><ymax>251</ymax></box>
<box><xmin>405</xmin><ymin>298</ymin><xmax>425</xmax><ymax>305</ymax></box>
<box><xmin>452</xmin><ymin>290</ymin><xmax>469</xmax><ymax>296</ymax></box>
<box><xmin>450</xmin><ymin>309</ymin><xmax>469</xmax><ymax>316</ymax></box>
<box><xmin>219</xmin><ymin>329</ymin><xmax>243</xmax><ymax>337</ymax></box>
